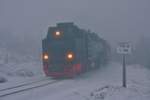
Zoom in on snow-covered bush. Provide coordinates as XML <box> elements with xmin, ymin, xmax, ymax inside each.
<box><xmin>15</xmin><ymin>69</ymin><xmax>34</xmax><ymax>77</ymax></box>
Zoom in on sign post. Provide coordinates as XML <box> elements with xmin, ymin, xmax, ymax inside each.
<box><xmin>122</xmin><ymin>54</ymin><xmax>126</xmax><ymax>87</ymax></box>
<box><xmin>117</xmin><ymin>42</ymin><xmax>131</xmax><ymax>88</ymax></box>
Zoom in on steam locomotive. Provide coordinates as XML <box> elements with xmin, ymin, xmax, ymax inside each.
<box><xmin>42</xmin><ymin>22</ymin><xmax>110</xmax><ymax>78</ymax></box>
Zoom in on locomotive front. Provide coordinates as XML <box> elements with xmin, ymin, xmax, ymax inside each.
<box><xmin>42</xmin><ymin>23</ymin><xmax>84</xmax><ymax>78</ymax></box>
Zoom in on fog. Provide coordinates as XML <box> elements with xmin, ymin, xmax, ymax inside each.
<box><xmin>0</xmin><ymin>0</ymin><xmax>150</xmax><ymax>56</ymax></box>
<box><xmin>0</xmin><ymin>1</ymin><xmax>150</xmax><ymax>99</ymax></box>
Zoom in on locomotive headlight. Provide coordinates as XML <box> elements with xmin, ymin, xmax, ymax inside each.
<box><xmin>67</xmin><ymin>53</ymin><xmax>73</xmax><ymax>59</ymax></box>
<box><xmin>43</xmin><ymin>54</ymin><xmax>49</xmax><ymax>60</ymax></box>
<box><xmin>55</xmin><ymin>31</ymin><xmax>60</xmax><ymax>36</ymax></box>
<box><xmin>66</xmin><ymin>52</ymin><xmax>74</xmax><ymax>61</ymax></box>
<box><xmin>53</xmin><ymin>31</ymin><xmax>62</xmax><ymax>38</ymax></box>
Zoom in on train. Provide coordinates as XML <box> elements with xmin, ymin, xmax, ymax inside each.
<box><xmin>42</xmin><ymin>22</ymin><xmax>110</xmax><ymax>78</ymax></box>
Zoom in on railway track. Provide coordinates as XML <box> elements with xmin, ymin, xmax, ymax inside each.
<box><xmin>0</xmin><ymin>78</ymin><xmax>61</xmax><ymax>97</ymax></box>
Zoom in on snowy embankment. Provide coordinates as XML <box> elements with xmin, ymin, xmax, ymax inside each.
<box><xmin>54</xmin><ymin>63</ymin><xmax>150</xmax><ymax>100</ymax></box>
<box><xmin>0</xmin><ymin>47</ymin><xmax>44</xmax><ymax>88</ymax></box>
<box><xmin>1</xmin><ymin>62</ymin><xmax>150</xmax><ymax>100</ymax></box>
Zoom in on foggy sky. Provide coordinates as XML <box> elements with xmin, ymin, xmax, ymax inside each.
<box><xmin>0</xmin><ymin>0</ymin><xmax>150</xmax><ymax>54</ymax></box>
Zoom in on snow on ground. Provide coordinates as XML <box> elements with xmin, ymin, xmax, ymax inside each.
<box><xmin>1</xmin><ymin>62</ymin><xmax>150</xmax><ymax>100</ymax></box>
<box><xmin>0</xmin><ymin>60</ymin><xmax>45</xmax><ymax>90</ymax></box>
<box><xmin>0</xmin><ymin>47</ymin><xmax>44</xmax><ymax>89</ymax></box>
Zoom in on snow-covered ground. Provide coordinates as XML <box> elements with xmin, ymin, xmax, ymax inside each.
<box><xmin>0</xmin><ymin>62</ymin><xmax>150</xmax><ymax>100</ymax></box>
<box><xmin>0</xmin><ymin>47</ymin><xmax>44</xmax><ymax>89</ymax></box>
